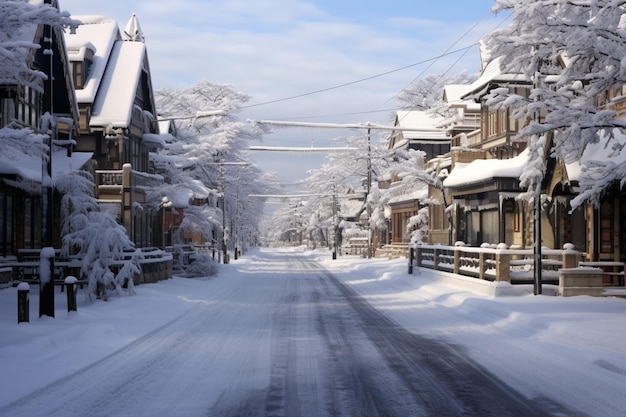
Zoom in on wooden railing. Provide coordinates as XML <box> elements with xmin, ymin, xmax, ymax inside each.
<box><xmin>410</xmin><ymin>243</ymin><xmax>623</xmax><ymax>286</ymax></box>
<box><xmin>95</xmin><ymin>164</ymin><xmax>163</xmax><ymax>198</ymax></box>
<box><xmin>0</xmin><ymin>247</ymin><xmax>173</xmax><ymax>288</ymax></box>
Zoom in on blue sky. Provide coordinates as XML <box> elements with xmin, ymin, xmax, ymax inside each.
<box><xmin>60</xmin><ymin>0</ymin><xmax>503</xmax><ymax>183</ymax></box>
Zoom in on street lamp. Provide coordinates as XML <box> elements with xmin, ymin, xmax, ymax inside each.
<box><xmin>160</xmin><ymin>196</ymin><xmax>172</xmax><ymax>250</ymax></box>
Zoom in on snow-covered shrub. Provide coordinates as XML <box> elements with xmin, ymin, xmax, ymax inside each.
<box><xmin>183</xmin><ymin>253</ymin><xmax>218</xmax><ymax>278</ymax></box>
<box><xmin>56</xmin><ymin>171</ymin><xmax>139</xmax><ymax>299</ymax></box>
<box><xmin>407</xmin><ymin>207</ymin><xmax>429</xmax><ymax>244</ymax></box>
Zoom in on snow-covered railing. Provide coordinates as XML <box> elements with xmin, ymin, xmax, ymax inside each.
<box><xmin>96</xmin><ymin>165</ymin><xmax>163</xmax><ymax>200</ymax></box>
<box><xmin>411</xmin><ymin>242</ymin><xmax>583</xmax><ymax>284</ymax></box>
<box><xmin>2</xmin><ymin>247</ymin><xmax>173</xmax><ymax>288</ymax></box>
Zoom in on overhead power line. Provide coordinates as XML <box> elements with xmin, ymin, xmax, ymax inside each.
<box><xmin>240</xmin><ymin>44</ymin><xmax>479</xmax><ymax>110</ymax></box>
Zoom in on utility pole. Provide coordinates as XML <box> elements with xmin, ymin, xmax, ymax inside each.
<box><xmin>249</xmin><ymin>120</ymin><xmax>431</xmax><ymax>260</ymax></box>
<box><xmin>333</xmin><ymin>183</ymin><xmax>338</xmax><ymax>260</ymax></box>
<box><xmin>40</xmin><ymin>24</ymin><xmax>55</xmax><ymax>318</ymax></box>
<box><xmin>366</xmin><ymin>128</ymin><xmax>372</xmax><ymax>259</ymax></box>
<box><xmin>221</xmin><ymin>160</ymin><xmax>228</xmax><ymax>264</ymax></box>
<box><xmin>533</xmin><ymin>69</ymin><xmax>543</xmax><ymax>296</ymax></box>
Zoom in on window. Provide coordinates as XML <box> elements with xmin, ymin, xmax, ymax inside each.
<box><xmin>0</xmin><ymin>96</ymin><xmax>16</xmax><ymax>127</ymax></box>
<box><xmin>16</xmin><ymin>85</ymin><xmax>40</xmax><ymax>129</ymax></box>
<box><xmin>72</xmin><ymin>61</ymin><xmax>84</xmax><ymax>89</ymax></box>
<box><xmin>23</xmin><ymin>197</ymin><xmax>42</xmax><ymax>249</ymax></box>
<box><xmin>0</xmin><ymin>195</ymin><xmax>13</xmax><ymax>256</ymax></box>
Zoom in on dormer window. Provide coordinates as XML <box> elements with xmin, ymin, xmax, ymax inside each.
<box><xmin>68</xmin><ymin>42</ymin><xmax>95</xmax><ymax>90</ymax></box>
<box><xmin>72</xmin><ymin>61</ymin><xmax>84</xmax><ymax>89</ymax></box>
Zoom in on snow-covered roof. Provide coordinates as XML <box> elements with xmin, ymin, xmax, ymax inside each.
<box><xmin>0</xmin><ymin>150</ymin><xmax>92</xmax><ymax>185</ymax></box>
<box><xmin>393</xmin><ymin>111</ymin><xmax>449</xmax><ymax>142</ymax></box>
<box><xmin>462</xmin><ymin>56</ymin><xmax>530</xmax><ymax>100</ymax></box>
<box><xmin>443</xmin><ymin>149</ymin><xmax>529</xmax><ymax>188</ymax></box>
<box><xmin>90</xmin><ymin>41</ymin><xmax>147</xmax><ymax>128</ymax></box>
<box><xmin>565</xmin><ymin>129</ymin><xmax>626</xmax><ymax>183</ymax></box>
<box><xmin>443</xmin><ymin>85</ymin><xmax>480</xmax><ymax>111</ymax></box>
<box><xmin>65</xmin><ymin>16</ymin><xmax>120</xmax><ymax>104</ymax></box>
<box><xmin>143</xmin><ymin>133</ymin><xmax>171</xmax><ymax>150</ymax></box>
<box><xmin>388</xmin><ymin>186</ymin><xmax>428</xmax><ymax>205</ymax></box>
<box><xmin>340</xmin><ymin>199</ymin><xmax>363</xmax><ymax>218</ymax></box>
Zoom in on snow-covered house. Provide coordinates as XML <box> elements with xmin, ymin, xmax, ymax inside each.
<box><xmin>64</xmin><ymin>14</ymin><xmax>164</xmax><ymax>248</ymax></box>
<box><xmin>437</xmin><ymin>84</ymin><xmax>481</xmax><ymax>144</ymax></box>
<box><xmin>441</xmin><ymin>55</ymin><xmax>534</xmax><ymax>248</ymax></box>
<box><xmin>380</xmin><ymin>111</ymin><xmax>450</xmax><ymax>253</ymax></box>
<box><xmin>0</xmin><ymin>0</ymin><xmax>91</xmax><ymax>261</ymax></box>
<box><xmin>445</xmin><ymin>50</ymin><xmax>626</xmax><ymax>268</ymax></box>
<box><xmin>388</xmin><ymin>111</ymin><xmax>450</xmax><ymax>159</ymax></box>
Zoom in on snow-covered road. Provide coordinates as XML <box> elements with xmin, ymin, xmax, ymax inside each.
<box><xmin>0</xmin><ymin>249</ymin><xmax>581</xmax><ymax>417</ymax></box>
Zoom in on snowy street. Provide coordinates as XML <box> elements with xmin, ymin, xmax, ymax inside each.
<box><xmin>1</xmin><ymin>248</ymin><xmax>625</xmax><ymax>416</ymax></box>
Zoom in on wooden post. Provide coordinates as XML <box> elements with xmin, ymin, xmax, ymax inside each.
<box><xmin>495</xmin><ymin>252</ymin><xmax>511</xmax><ymax>282</ymax></box>
<box><xmin>479</xmin><ymin>252</ymin><xmax>485</xmax><ymax>280</ymax></box>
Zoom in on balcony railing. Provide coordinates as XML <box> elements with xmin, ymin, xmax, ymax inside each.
<box><xmin>95</xmin><ymin>166</ymin><xmax>163</xmax><ymax>199</ymax></box>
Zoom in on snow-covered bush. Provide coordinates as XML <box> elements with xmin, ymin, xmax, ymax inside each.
<box><xmin>56</xmin><ymin>171</ymin><xmax>140</xmax><ymax>299</ymax></box>
<box><xmin>407</xmin><ymin>207</ymin><xmax>429</xmax><ymax>244</ymax></box>
<box><xmin>183</xmin><ymin>253</ymin><xmax>218</xmax><ymax>278</ymax></box>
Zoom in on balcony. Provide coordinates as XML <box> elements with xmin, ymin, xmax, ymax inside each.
<box><xmin>96</xmin><ymin>165</ymin><xmax>163</xmax><ymax>201</ymax></box>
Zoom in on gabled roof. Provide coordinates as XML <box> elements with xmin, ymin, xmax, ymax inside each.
<box><xmin>65</xmin><ymin>16</ymin><xmax>120</xmax><ymax>104</ymax></box>
<box><xmin>393</xmin><ymin>111</ymin><xmax>449</xmax><ymax>142</ymax></box>
<box><xmin>443</xmin><ymin>85</ymin><xmax>480</xmax><ymax>111</ymax></box>
<box><xmin>90</xmin><ymin>41</ymin><xmax>147</xmax><ymax>128</ymax></box>
<box><xmin>461</xmin><ymin>56</ymin><xmax>529</xmax><ymax>100</ymax></box>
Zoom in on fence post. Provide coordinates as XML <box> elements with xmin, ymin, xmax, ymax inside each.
<box><xmin>562</xmin><ymin>243</ymin><xmax>579</xmax><ymax>269</ymax></box>
<box><xmin>453</xmin><ymin>243</ymin><xmax>462</xmax><ymax>274</ymax></box>
<box><xmin>495</xmin><ymin>252</ymin><xmax>511</xmax><ymax>282</ymax></box>
<box><xmin>408</xmin><ymin>246</ymin><xmax>414</xmax><ymax>274</ymax></box>
<box><xmin>416</xmin><ymin>246</ymin><xmax>422</xmax><ymax>267</ymax></box>
<box><xmin>17</xmin><ymin>282</ymin><xmax>29</xmax><ymax>324</ymax></box>
<box><xmin>65</xmin><ymin>276</ymin><xmax>78</xmax><ymax>313</ymax></box>
<box><xmin>479</xmin><ymin>252</ymin><xmax>485</xmax><ymax>280</ymax></box>
<box><xmin>433</xmin><ymin>248</ymin><xmax>439</xmax><ymax>270</ymax></box>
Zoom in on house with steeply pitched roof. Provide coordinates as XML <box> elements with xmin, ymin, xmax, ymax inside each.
<box><xmin>443</xmin><ymin>47</ymin><xmax>626</xmax><ymax>273</ymax></box>
<box><xmin>65</xmin><ymin>14</ymin><xmax>165</xmax><ymax>248</ymax></box>
<box><xmin>377</xmin><ymin>111</ymin><xmax>450</xmax><ymax>256</ymax></box>
<box><xmin>0</xmin><ymin>0</ymin><xmax>92</xmax><ymax>263</ymax></box>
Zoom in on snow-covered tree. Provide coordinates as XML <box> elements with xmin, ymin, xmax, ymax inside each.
<box><xmin>154</xmin><ymin>81</ymin><xmax>268</xmax><ymax>252</ymax></box>
<box><xmin>0</xmin><ymin>0</ymin><xmax>79</xmax><ymax>90</ymax></box>
<box><xmin>396</xmin><ymin>72</ymin><xmax>478</xmax><ymax>117</ymax></box>
<box><xmin>56</xmin><ymin>170</ymin><xmax>140</xmax><ymax>299</ymax></box>
<box><xmin>485</xmin><ymin>0</ymin><xmax>626</xmax><ymax>206</ymax></box>
<box><xmin>369</xmin><ymin>146</ymin><xmax>445</xmax><ymax>247</ymax></box>
<box><xmin>291</xmin><ymin>133</ymin><xmax>390</xmax><ymax>245</ymax></box>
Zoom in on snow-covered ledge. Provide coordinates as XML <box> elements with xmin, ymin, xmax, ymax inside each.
<box><xmin>558</xmin><ymin>267</ymin><xmax>604</xmax><ymax>297</ymax></box>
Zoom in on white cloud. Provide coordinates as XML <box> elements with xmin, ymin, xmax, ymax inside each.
<box><xmin>60</xmin><ymin>0</ymin><xmax>500</xmax><ymax>181</ymax></box>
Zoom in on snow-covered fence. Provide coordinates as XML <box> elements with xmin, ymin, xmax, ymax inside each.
<box><xmin>124</xmin><ymin>247</ymin><xmax>173</xmax><ymax>284</ymax></box>
<box><xmin>2</xmin><ymin>248</ymin><xmax>173</xmax><ymax>289</ymax></box>
<box><xmin>411</xmin><ymin>243</ymin><xmax>585</xmax><ymax>285</ymax></box>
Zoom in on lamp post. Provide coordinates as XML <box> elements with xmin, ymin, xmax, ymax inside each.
<box><xmin>160</xmin><ymin>196</ymin><xmax>172</xmax><ymax>250</ymax></box>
